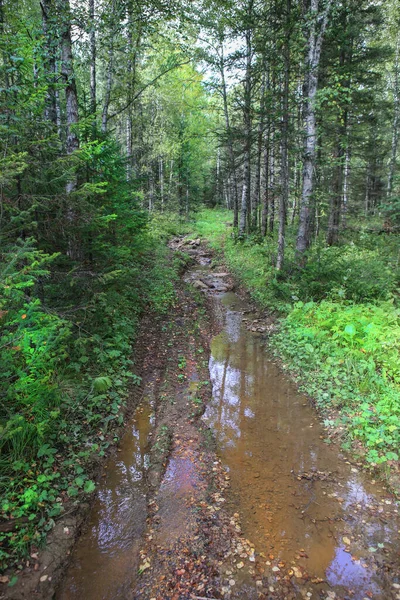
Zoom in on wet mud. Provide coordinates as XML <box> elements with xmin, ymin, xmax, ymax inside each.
<box><xmin>56</xmin><ymin>394</ymin><xmax>154</xmax><ymax>600</ymax></box>
<box><xmin>53</xmin><ymin>238</ymin><xmax>400</xmax><ymax>600</ymax></box>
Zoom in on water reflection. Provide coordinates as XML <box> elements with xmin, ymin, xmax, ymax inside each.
<box><xmin>56</xmin><ymin>400</ymin><xmax>152</xmax><ymax>600</ymax></box>
<box><xmin>204</xmin><ymin>291</ymin><xmax>397</xmax><ymax>599</ymax></box>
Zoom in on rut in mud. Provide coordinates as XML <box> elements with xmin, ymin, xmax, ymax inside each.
<box><xmin>53</xmin><ymin>239</ymin><xmax>400</xmax><ymax>600</ymax></box>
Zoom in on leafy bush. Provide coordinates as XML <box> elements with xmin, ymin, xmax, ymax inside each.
<box><xmin>288</xmin><ymin>245</ymin><xmax>397</xmax><ymax>303</ymax></box>
<box><xmin>271</xmin><ymin>300</ymin><xmax>400</xmax><ymax>463</ymax></box>
<box><xmin>0</xmin><ymin>241</ymin><xmax>70</xmax><ymax>459</ymax></box>
<box><xmin>0</xmin><ymin>228</ymin><xmax>180</xmax><ymax>570</ymax></box>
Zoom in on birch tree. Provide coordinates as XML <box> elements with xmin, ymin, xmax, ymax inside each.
<box><xmin>296</xmin><ymin>0</ymin><xmax>332</xmax><ymax>262</ymax></box>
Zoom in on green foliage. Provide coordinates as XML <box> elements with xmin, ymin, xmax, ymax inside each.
<box><xmin>273</xmin><ymin>245</ymin><xmax>398</xmax><ymax>304</ymax></box>
<box><xmin>0</xmin><ymin>208</ymin><xmax>180</xmax><ymax>571</ymax></box>
<box><xmin>271</xmin><ymin>300</ymin><xmax>400</xmax><ymax>463</ymax></box>
<box><xmin>150</xmin><ymin>212</ymin><xmax>191</xmax><ymax>240</ymax></box>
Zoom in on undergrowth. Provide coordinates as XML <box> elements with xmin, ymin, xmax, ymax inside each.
<box><xmin>0</xmin><ymin>229</ymin><xmax>178</xmax><ymax>572</ymax></box>
<box><xmin>271</xmin><ymin>301</ymin><xmax>400</xmax><ymax>464</ymax></box>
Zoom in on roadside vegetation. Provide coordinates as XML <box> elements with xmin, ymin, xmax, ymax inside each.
<box><xmin>0</xmin><ymin>221</ymin><xmax>180</xmax><ymax>572</ymax></box>
<box><xmin>190</xmin><ymin>208</ymin><xmax>400</xmax><ymax>468</ymax></box>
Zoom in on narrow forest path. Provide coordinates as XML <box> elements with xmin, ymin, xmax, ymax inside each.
<box><xmin>53</xmin><ymin>239</ymin><xmax>400</xmax><ymax>600</ymax></box>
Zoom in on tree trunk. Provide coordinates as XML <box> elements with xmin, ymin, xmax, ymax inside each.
<box><xmin>269</xmin><ymin>132</ymin><xmax>275</xmax><ymax>233</ymax></box>
<box><xmin>58</xmin><ymin>0</ymin><xmax>79</xmax><ymax>177</ymax></box>
<box><xmin>239</xmin><ymin>7</ymin><xmax>253</xmax><ymax>237</ymax></box>
<box><xmin>239</xmin><ymin>167</ymin><xmax>248</xmax><ymax>235</ymax></box>
<box><xmin>261</xmin><ymin>125</ymin><xmax>270</xmax><ymax>236</ymax></box>
<box><xmin>326</xmin><ymin>140</ymin><xmax>344</xmax><ymax>246</ymax></box>
<box><xmin>57</xmin><ymin>0</ymin><xmax>80</xmax><ymax>259</ymax></box>
<box><xmin>41</xmin><ymin>0</ymin><xmax>59</xmax><ymax>126</ymax></box>
<box><xmin>296</xmin><ymin>0</ymin><xmax>332</xmax><ymax>263</ymax></box>
<box><xmin>327</xmin><ymin>104</ymin><xmax>348</xmax><ymax>245</ymax></box>
<box><xmin>252</xmin><ymin>69</ymin><xmax>267</xmax><ymax>231</ymax></box>
<box><xmin>221</xmin><ymin>54</ymin><xmax>239</xmax><ymax>224</ymax></box>
<box><xmin>276</xmin><ymin>0</ymin><xmax>290</xmax><ymax>270</ymax></box>
<box><xmin>342</xmin><ymin>140</ymin><xmax>350</xmax><ymax>228</ymax></box>
<box><xmin>387</xmin><ymin>37</ymin><xmax>400</xmax><ymax>199</ymax></box>
<box><xmin>101</xmin><ymin>42</ymin><xmax>114</xmax><ymax>133</ymax></box>
<box><xmin>89</xmin><ymin>0</ymin><xmax>96</xmax><ymax>117</ymax></box>
<box><xmin>160</xmin><ymin>158</ymin><xmax>164</xmax><ymax>212</ymax></box>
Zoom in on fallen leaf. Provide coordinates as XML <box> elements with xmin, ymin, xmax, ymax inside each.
<box><xmin>343</xmin><ymin>537</ymin><xmax>351</xmax><ymax>546</ymax></box>
<box><xmin>139</xmin><ymin>561</ymin><xmax>151</xmax><ymax>573</ymax></box>
<box><xmin>292</xmin><ymin>566</ymin><xmax>302</xmax><ymax>578</ymax></box>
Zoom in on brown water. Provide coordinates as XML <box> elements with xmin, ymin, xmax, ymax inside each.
<box><xmin>56</xmin><ymin>252</ymin><xmax>400</xmax><ymax>600</ymax></box>
<box><xmin>203</xmin><ymin>286</ymin><xmax>400</xmax><ymax>599</ymax></box>
<box><xmin>56</xmin><ymin>387</ymin><xmax>154</xmax><ymax>600</ymax></box>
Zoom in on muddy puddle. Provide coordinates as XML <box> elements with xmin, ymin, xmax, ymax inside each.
<box><xmin>55</xmin><ymin>245</ymin><xmax>400</xmax><ymax>600</ymax></box>
<box><xmin>56</xmin><ymin>382</ymin><xmax>155</xmax><ymax>600</ymax></box>
<box><xmin>187</xmin><ymin>260</ymin><xmax>400</xmax><ymax>599</ymax></box>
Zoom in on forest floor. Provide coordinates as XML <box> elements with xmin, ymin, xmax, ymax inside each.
<box><xmin>3</xmin><ymin>238</ymin><xmax>400</xmax><ymax>600</ymax></box>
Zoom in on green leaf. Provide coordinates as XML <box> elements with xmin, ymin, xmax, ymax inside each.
<box><xmin>84</xmin><ymin>480</ymin><xmax>95</xmax><ymax>493</ymax></box>
<box><xmin>344</xmin><ymin>324</ymin><xmax>356</xmax><ymax>337</ymax></box>
<box><xmin>8</xmin><ymin>576</ymin><xmax>18</xmax><ymax>587</ymax></box>
<box><xmin>37</xmin><ymin>444</ymin><xmax>57</xmax><ymax>458</ymax></box>
<box><xmin>67</xmin><ymin>486</ymin><xmax>79</xmax><ymax>497</ymax></box>
<box><xmin>93</xmin><ymin>376</ymin><xmax>112</xmax><ymax>392</ymax></box>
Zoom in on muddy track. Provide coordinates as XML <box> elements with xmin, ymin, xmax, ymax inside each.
<box><xmin>4</xmin><ymin>239</ymin><xmax>400</xmax><ymax>600</ymax></box>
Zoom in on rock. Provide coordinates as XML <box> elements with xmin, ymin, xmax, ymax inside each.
<box><xmin>193</xmin><ymin>280</ymin><xmax>209</xmax><ymax>290</ymax></box>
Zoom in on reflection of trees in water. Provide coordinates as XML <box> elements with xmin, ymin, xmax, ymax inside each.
<box><xmin>207</xmin><ymin>304</ymin><xmax>340</xmax><ymax>577</ymax></box>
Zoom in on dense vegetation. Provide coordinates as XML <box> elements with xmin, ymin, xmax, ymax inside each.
<box><xmin>0</xmin><ymin>0</ymin><xmax>399</xmax><ymax>576</ymax></box>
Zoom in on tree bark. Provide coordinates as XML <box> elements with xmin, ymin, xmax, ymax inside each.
<box><xmin>341</xmin><ymin>139</ymin><xmax>350</xmax><ymax>228</ymax></box>
<box><xmin>220</xmin><ymin>46</ymin><xmax>239</xmax><ymax>226</ymax></box>
<box><xmin>101</xmin><ymin>42</ymin><xmax>114</xmax><ymax>133</ymax></box>
<box><xmin>387</xmin><ymin>37</ymin><xmax>400</xmax><ymax>199</ymax></box>
<box><xmin>252</xmin><ymin>69</ymin><xmax>267</xmax><ymax>231</ymax></box>
<box><xmin>57</xmin><ymin>0</ymin><xmax>80</xmax><ymax>259</ymax></box>
<box><xmin>326</xmin><ymin>140</ymin><xmax>344</xmax><ymax>245</ymax></box>
<box><xmin>296</xmin><ymin>0</ymin><xmax>332</xmax><ymax>263</ymax></box>
<box><xmin>276</xmin><ymin>0</ymin><xmax>290</xmax><ymax>270</ymax></box>
<box><xmin>58</xmin><ymin>0</ymin><xmax>79</xmax><ymax>176</ymax></box>
<box><xmin>160</xmin><ymin>158</ymin><xmax>164</xmax><ymax>212</ymax></box>
<box><xmin>89</xmin><ymin>0</ymin><xmax>96</xmax><ymax>117</ymax></box>
<box><xmin>41</xmin><ymin>0</ymin><xmax>59</xmax><ymax>127</ymax></box>
<box><xmin>261</xmin><ymin>125</ymin><xmax>270</xmax><ymax>236</ymax></box>
<box><xmin>269</xmin><ymin>131</ymin><xmax>276</xmax><ymax>233</ymax></box>
<box><xmin>239</xmin><ymin>3</ymin><xmax>253</xmax><ymax>237</ymax></box>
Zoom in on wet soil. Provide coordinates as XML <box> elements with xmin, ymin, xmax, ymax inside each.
<box><xmin>5</xmin><ymin>238</ymin><xmax>400</xmax><ymax>600</ymax></box>
<box><xmin>180</xmin><ymin>238</ymin><xmax>400</xmax><ymax>600</ymax></box>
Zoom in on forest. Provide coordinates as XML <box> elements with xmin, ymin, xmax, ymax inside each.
<box><xmin>1</xmin><ymin>0</ymin><xmax>400</xmax><ymax>596</ymax></box>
